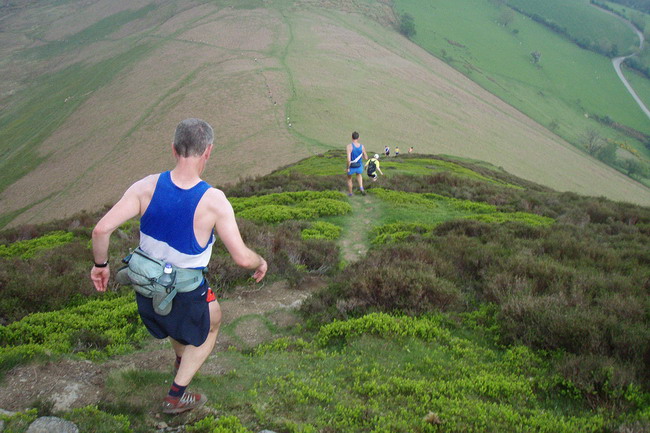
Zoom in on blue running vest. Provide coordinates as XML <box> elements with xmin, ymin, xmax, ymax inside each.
<box><xmin>139</xmin><ymin>171</ymin><xmax>215</xmax><ymax>269</ymax></box>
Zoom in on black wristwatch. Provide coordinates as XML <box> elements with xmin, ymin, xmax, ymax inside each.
<box><xmin>94</xmin><ymin>260</ymin><xmax>109</xmax><ymax>268</ymax></box>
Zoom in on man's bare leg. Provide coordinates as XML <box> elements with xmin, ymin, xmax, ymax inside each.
<box><xmin>170</xmin><ymin>300</ymin><xmax>222</xmax><ymax>386</ymax></box>
<box><xmin>347</xmin><ymin>175</ymin><xmax>353</xmax><ymax>195</ymax></box>
<box><xmin>357</xmin><ymin>173</ymin><xmax>364</xmax><ymax>194</ymax></box>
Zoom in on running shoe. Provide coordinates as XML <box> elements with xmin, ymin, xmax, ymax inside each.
<box><xmin>161</xmin><ymin>391</ymin><xmax>207</xmax><ymax>414</ymax></box>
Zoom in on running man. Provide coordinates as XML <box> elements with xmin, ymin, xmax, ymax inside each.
<box><xmin>90</xmin><ymin>118</ymin><xmax>267</xmax><ymax>414</ymax></box>
<box><xmin>365</xmin><ymin>153</ymin><xmax>384</xmax><ymax>182</ymax></box>
<box><xmin>346</xmin><ymin>131</ymin><xmax>368</xmax><ymax>196</ymax></box>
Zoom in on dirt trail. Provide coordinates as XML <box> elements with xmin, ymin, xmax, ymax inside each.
<box><xmin>339</xmin><ymin>192</ymin><xmax>377</xmax><ymax>264</ymax></box>
<box><xmin>0</xmin><ymin>193</ymin><xmax>377</xmax><ymax>414</ymax></box>
<box><xmin>0</xmin><ymin>277</ymin><xmax>327</xmax><ymax>413</ymax></box>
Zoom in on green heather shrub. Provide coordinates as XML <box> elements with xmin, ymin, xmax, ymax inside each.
<box><xmin>465</xmin><ymin>211</ymin><xmax>555</xmax><ymax>226</ymax></box>
<box><xmin>0</xmin><ymin>295</ymin><xmax>148</xmax><ymax>372</ymax></box>
<box><xmin>370</xmin><ymin>188</ymin><xmax>439</xmax><ymax>208</ymax></box>
<box><xmin>63</xmin><ymin>405</ymin><xmax>132</xmax><ymax>433</ymax></box>
<box><xmin>242</xmin><ymin>313</ymin><xmax>620</xmax><ymax>432</ymax></box>
<box><xmin>301</xmin><ymin>221</ymin><xmax>342</xmax><ymax>240</ymax></box>
<box><xmin>295</xmin><ymin>198</ymin><xmax>351</xmax><ymax>217</ymax></box>
<box><xmin>233</xmin><ymin>192</ymin><xmax>351</xmax><ymax>223</ymax></box>
<box><xmin>187</xmin><ymin>415</ymin><xmax>253</xmax><ymax>433</ymax></box>
<box><xmin>0</xmin><ymin>409</ymin><xmax>38</xmax><ymax>432</ymax></box>
<box><xmin>0</xmin><ymin>230</ymin><xmax>74</xmax><ymax>259</ymax></box>
<box><xmin>370</xmin><ymin>222</ymin><xmax>436</xmax><ymax>245</ymax></box>
<box><xmin>230</xmin><ymin>190</ymin><xmax>346</xmax><ymax>212</ymax></box>
<box><xmin>238</xmin><ymin>204</ymin><xmax>317</xmax><ymax>223</ymax></box>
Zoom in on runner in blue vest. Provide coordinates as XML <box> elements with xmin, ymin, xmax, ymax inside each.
<box><xmin>91</xmin><ymin>118</ymin><xmax>267</xmax><ymax>414</ymax></box>
<box><xmin>346</xmin><ymin>131</ymin><xmax>368</xmax><ymax>196</ymax></box>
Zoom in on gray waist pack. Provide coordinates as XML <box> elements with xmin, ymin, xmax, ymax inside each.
<box><xmin>115</xmin><ymin>247</ymin><xmax>205</xmax><ymax>316</ymax></box>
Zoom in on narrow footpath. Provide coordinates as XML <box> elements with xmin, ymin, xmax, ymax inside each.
<box><xmin>339</xmin><ymin>192</ymin><xmax>377</xmax><ymax>264</ymax></box>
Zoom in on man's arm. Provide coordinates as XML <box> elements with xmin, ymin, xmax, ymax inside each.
<box><xmin>362</xmin><ymin>145</ymin><xmax>368</xmax><ymax>161</ymax></box>
<box><xmin>345</xmin><ymin>143</ymin><xmax>352</xmax><ymax>173</ymax></box>
<box><xmin>212</xmin><ymin>191</ymin><xmax>267</xmax><ymax>282</ymax></box>
<box><xmin>90</xmin><ymin>179</ymin><xmax>148</xmax><ymax>292</ymax></box>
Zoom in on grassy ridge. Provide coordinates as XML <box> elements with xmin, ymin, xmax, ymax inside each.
<box><xmin>0</xmin><ymin>152</ymin><xmax>648</xmax><ymax>431</ymax></box>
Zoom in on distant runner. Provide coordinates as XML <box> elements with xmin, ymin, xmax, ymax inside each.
<box><xmin>346</xmin><ymin>131</ymin><xmax>368</xmax><ymax>196</ymax></box>
<box><xmin>365</xmin><ymin>154</ymin><xmax>384</xmax><ymax>182</ymax></box>
<box><xmin>384</xmin><ymin>145</ymin><xmax>390</xmax><ymax>157</ymax></box>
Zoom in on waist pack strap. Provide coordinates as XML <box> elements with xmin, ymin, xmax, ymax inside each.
<box><xmin>174</xmin><ymin>272</ymin><xmax>204</xmax><ymax>292</ymax></box>
<box><xmin>157</xmin><ymin>286</ymin><xmax>178</xmax><ymax>312</ymax></box>
<box><xmin>118</xmin><ymin>248</ymin><xmax>205</xmax><ymax>294</ymax></box>
<box><xmin>133</xmin><ymin>248</ymin><xmax>204</xmax><ymax>293</ymax></box>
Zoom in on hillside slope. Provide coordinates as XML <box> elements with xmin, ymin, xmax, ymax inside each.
<box><xmin>1</xmin><ymin>0</ymin><xmax>649</xmax><ymax>229</ymax></box>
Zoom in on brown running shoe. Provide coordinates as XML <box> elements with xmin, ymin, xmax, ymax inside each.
<box><xmin>161</xmin><ymin>391</ymin><xmax>207</xmax><ymax>414</ymax></box>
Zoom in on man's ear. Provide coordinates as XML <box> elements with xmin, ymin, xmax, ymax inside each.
<box><xmin>171</xmin><ymin>142</ymin><xmax>178</xmax><ymax>159</ymax></box>
<box><xmin>204</xmin><ymin>144</ymin><xmax>214</xmax><ymax>160</ymax></box>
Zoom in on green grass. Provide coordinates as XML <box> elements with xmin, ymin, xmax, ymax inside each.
<box><xmin>624</xmin><ymin>66</ymin><xmax>650</xmax><ymax>124</ymax></box>
<box><xmin>21</xmin><ymin>5</ymin><xmax>156</xmax><ymax>59</ymax></box>
<box><xmin>394</xmin><ymin>0</ymin><xmax>650</xmax><ymax>150</ymax></box>
<box><xmin>279</xmin><ymin>151</ymin><xmax>520</xmax><ymax>187</ymax></box>
<box><xmin>103</xmin><ymin>313</ymin><xmax>625</xmax><ymax>432</ymax></box>
<box><xmin>0</xmin><ymin>43</ymin><xmax>153</xmax><ymax>195</ymax></box>
<box><xmin>507</xmin><ymin>0</ymin><xmax>639</xmax><ymax>55</ymax></box>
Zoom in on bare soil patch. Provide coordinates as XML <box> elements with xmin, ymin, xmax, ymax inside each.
<box><xmin>0</xmin><ymin>277</ymin><xmax>327</xmax><ymax>413</ymax></box>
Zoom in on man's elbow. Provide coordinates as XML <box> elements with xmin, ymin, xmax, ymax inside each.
<box><xmin>92</xmin><ymin>222</ymin><xmax>112</xmax><ymax>240</ymax></box>
<box><xmin>233</xmin><ymin>251</ymin><xmax>259</xmax><ymax>269</ymax></box>
<box><xmin>234</xmin><ymin>257</ymin><xmax>255</xmax><ymax>269</ymax></box>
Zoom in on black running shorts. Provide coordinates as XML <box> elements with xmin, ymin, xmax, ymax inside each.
<box><xmin>135</xmin><ymin>279</ymin><xmax>213</xmax><ymax>347</ymax></box>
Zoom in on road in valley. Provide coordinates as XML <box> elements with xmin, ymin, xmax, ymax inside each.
<box><xmin>594</xmin><ymin>4</ymin><xmax>650</xmax><ymax>120</ymax></box>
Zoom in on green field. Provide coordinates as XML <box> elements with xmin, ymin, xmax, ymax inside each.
<box><xmin>507</xmin><ymin>0</ymin><xmax>639</xmax><ymax>55</ymax></box>
<box><xmin>394</xmin><ymin>0</ymin><xmax>650</xmax><ymax>156</ymax></box>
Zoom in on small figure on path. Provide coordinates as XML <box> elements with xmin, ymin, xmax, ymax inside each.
<box><xmin>346</xmin><ymin>131</ymin><xmax>368</xmax><ymax>196</ymax></box>
<box><xmin>366</xmin><ymin>154</ymin><xmax>384</xmax><ymax>182</ymax></box>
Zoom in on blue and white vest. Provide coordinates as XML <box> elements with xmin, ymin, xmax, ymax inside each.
<box><xmin>350</xmin><ymin>143</ymin><xmax>363</xmax><ymax>165</ymax></box>
<box><xmin>139</xmin><ymin>171</ymin><xmax>215</xmax><ymax>269</ymax></box>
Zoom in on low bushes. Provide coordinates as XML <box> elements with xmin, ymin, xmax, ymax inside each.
<box><xmin>231</xmin><ymin>191</ymin><xmax>351</xmax><ymax>223</ymax></box>
<box><xmin>0</xmin><ymin>295</ymin><xmax>148</xmax><ymax>374</ymax></box>
<box><xmin>303</xmin><ymin>218</ymin><xmax>650</xmax><ymax>405</ymax></box>
<box><xmin>301</xmin><ymin>221</ymin><xmax>342</xmax><ymax>240</ymax></box>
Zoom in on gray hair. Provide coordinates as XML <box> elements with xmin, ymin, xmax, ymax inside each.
<box><xmin>173</xmin><ymin>118</ymin><xmax>214</xmax><ymax>157</ymax></box>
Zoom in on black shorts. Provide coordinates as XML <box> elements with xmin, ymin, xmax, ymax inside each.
<box><xmin>136</xmin><ymin>279</ymin><xmax>214</xmax><ymax>347</ymax></box>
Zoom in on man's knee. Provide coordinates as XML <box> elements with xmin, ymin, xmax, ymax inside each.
<box><xmin>208</xmin><ymin>301</ymin><xmax>222</xmax><ymax>332</ymax></box>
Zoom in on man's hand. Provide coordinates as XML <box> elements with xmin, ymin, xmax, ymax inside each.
<box><xmin>91</xmin><ymin>266</ymin><xmax>110</xmax><ymax>292</ymax></box>
<box><xmin>252</xmin><ymin>257</ymin><xmax>268</xmax><ymax>283</ymax></box>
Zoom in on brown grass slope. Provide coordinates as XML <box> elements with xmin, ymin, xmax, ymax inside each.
<box><xmin>1</xmin><ymin>0</ymin><xmax>649</xmax><ymax>228</ymax></box>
